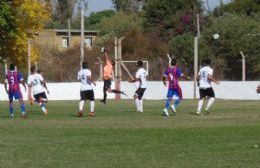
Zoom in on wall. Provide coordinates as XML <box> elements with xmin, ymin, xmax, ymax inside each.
<box><xmin>0</xmin><ymin>81</ymin><xmax>259</xmax><ymax>101</ymax></box>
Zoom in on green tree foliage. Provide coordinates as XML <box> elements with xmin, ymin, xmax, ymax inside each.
<box><xmin>201</xmin><ymin>14</ymin><xmax>260</xmax><ymax>80</ymax></box>
<box><xmin>112</xmin><ymin>0</ymin><xmax>143</xmax><ymax>13</ymax></box>
<box><xmin>85</xmin><ymin>10</ymin><xmax>115</xmax><ymax>29</ymax></box>
<box><xmin>96</xmin><ymin>12</ymin><xmax>143</xmax><ymax>42</ymax></box>
<box><xmin>143</xmin><ymin>0</ymin><xmax>203</xmax><ymax>40</ymax></box>
<box><xmin>0</xmin><ymin>1</ymin><xmax>16</xmax><ymax>62</ymax></box>
<box><xmin>225</xmin><ymin>0</ymin><xmax>260</xmax><ymax>15</ymax></box>
<box><xmin>46</xmin><ymin>0</ymin><xmax>78</xmax><ymax>28</ymax></box>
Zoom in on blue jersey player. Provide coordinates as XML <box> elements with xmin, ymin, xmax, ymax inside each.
<box><xmin>4</xmin><ymin>64</ymin><xmax>27</xmax><ymax>118</ymax></box>
<box><xmin>162</xmin><ymin>58</ymin><xmax>190</xmax><ymax>116</ymax></box>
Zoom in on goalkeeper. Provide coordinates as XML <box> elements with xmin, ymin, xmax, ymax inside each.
<box><xmin>100</xmin><ymin>48</ymin><xmax>126</xmax><ymax>104</ymax></box>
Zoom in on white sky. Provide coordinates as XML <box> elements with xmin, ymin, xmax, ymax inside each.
<box><xmin>85</xmin><ymin>0</ymin><xmax>232</xmax><ymax>16</ymax></box>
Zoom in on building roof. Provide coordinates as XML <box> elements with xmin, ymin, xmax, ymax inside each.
<box><xmin>53</xmin><ymin>29</ymin><xmax>98</xmax><ymax>33</ymax></box>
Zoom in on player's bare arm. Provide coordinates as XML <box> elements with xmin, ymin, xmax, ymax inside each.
<box><xmin>208</xmin><ymin>75</ymin><xmax>219</xmax><ymax>85</ymax></box>
<box><xmin>162</xmin><ymin>76</ymin><xmax>167</xmax><ymax>86</ymax></box>
<box><xmin>4</xmin><ymin>79</ymin><xmax>8</xmax><ymax>94</ymax></box>
<box><xmin>20</xmin><ymin>80</ymin><xmax>27</xmax><ymax>91</ymax></box>
<box><xmin>181</xmin><ymin>74</ymin><xmax>191</xmax><ymax>80</ymax></box>
<box><xmin>196</xmin><ymin>75</ymin><xmax>200</xmax><ymax>86</ymax></box>
<box><xmin>42</xmin><ymin>81</ymin><xmax>50</xmax><ymax>94</ymax></box>
<box><xmin>129</xmin><ymin>77</ymin><xmax>140</xmax><ymax>83</ymax></box>
<box><xmin>87</xmin><ymin>76</ymin><xmax>96</xmax><ymax>86</ymax></box>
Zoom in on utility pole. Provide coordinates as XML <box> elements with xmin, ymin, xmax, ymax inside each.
<box><xmin>80</xmin><ymin>0</ymin><xmax>85</xmax><ymax>69</ymax></box>
<box><xmin>68</xmin><ymin>18</ymin><xmax>71</xmax><ymax>47</ymax></box>
<box><xmin>193</xmin><ymin>11</ymin><xmax>200</xmax><ymax>99</ymax></box>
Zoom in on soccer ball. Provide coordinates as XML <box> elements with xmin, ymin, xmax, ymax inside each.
<box><xmin>213</xmin><ymin>34</ymin><xmax>220</xmax><ymax>39</ymax></box>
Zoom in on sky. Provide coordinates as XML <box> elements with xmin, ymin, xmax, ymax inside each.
<box><xmin>85</xmin><ymin>0</ymin><xmax>232</xmax><ymax>16</ymax></box>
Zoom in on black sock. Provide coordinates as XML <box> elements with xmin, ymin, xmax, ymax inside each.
<box><xmin>112</xmin><ymin>89</ymin><xmax>124</xmax><ymax>94</ymax></box>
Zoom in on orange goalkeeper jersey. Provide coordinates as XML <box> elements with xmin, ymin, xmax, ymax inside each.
<box><xmin>103</xmin><ymin>60</ymin><xmax>113</xmax><ymax>80</ymax></box>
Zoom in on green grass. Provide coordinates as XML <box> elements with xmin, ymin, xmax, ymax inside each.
<box><xmin>0</xmin><ymin>100</ymin><xmax>259</xmax><ymax>168</ymax></box>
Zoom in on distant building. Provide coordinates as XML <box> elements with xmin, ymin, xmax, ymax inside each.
<box><xmin>35</xmin><ymin>29</ymin><xmax>97</xmax><ymax>50</ymax></box>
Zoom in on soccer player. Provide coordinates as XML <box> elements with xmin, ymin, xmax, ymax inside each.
<box><xmin>27</xmin><ymin>66</ymin><xmax>49</xmax><ymax>115</ymax></box>
<box><xmin>162</xmin><ymin>58</ymin><xmax>190</xmax><ymax>116</ymax></box>
<box><xmin>78</xmin><ymin>61</ymin><xmax>96</xmax><ymax>117</ymax></box>
<box><xmin>196</xmin><ymin>58</ymin><xmax>219</xmax><ymax>115</ymax></box>
<box><xmin>100</xmin><ymin>48</ymin><xmax>126</xmax><ymax>104</ymax></box>
<box><xmin>4</xmin><ymin>64</ymin><xmax>26</xmax><ymax>118</ymax></box>
<box><xmin>129</xmin><ymin>61</ymin><xmax>148</xmax><ymax>113</ymax></box>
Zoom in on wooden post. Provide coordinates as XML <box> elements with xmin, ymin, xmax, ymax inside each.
<box><xmin>240</xmin><ymin>51</ymin><xmax>246</xmax><ymax>81</ymax></box>
<box><xmin>28</xmin><ymin>38</ymin><xmax>31</xmax><ymax>77</ymax></box>
<box><xmin>80</xmin><ymin>0</ymin><xmax>85</xmax><ymax>69</ymax></box>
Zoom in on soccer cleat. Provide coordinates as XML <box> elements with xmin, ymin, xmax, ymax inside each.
<box><xmin>162</xmin><ymin>109</ymin><xmax>169</xmax><ymax>117</ymax></box>
<box><xmin>10</xmin><ymin>114</ymin><xmax>14</xmax><ymax>119</ymax></box>
<box><xmin>170</xmin><ymin>105</ymin><xmax>176</xmax><ymax>116</ymax></box>
<box><xmin>78</xmin><ymin>112</ymin><xmax>83</xmax><ymax>117</ymax></box>
<box><xmin>89</xmin><ymin>112</ymin><xmax>96</xmax><ymax>117</ymax></box>
<box><xmin>204</xmin><ymin>108</ymin><xmax>210</xmax><ymax>115</ymax></box>
<box><xmin>195</xmin><ymin>111</ymin><xmax>201</xmax><ymax>115</ymax></box>
<box><xmin>100</xmin><ymin>100</ymin><xmax>106</xmax><ymax>104</ymax></box>
<box><xmin>43</xmin><ymin>111</ymin><xmax>48</xmax><ymax>116</ymax></box>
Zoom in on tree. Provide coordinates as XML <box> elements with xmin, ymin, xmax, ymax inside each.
<box><xmin>0</xmin><ymin>0</ymin><xmax>50</xmax><ymax>67</ymax></box>
<box><xmin>85</xmin><ymin>10</ymin><xmax>115</xmax><ymax>29</ymax></box>
<box><xmin>201</xmin><ymin>14</ymin><xmax>260</xmax><ymax>80</ymax></box>
<box><xmin>0</xmin><ymin>1</ymin><xmax>16</xmax><ymax>62</ymax></box>
<box><xmin>112</xmin><ymin>0</ymin><xmax>144</xmax><ymax>13</ymax></box>
<box><xmin>225</xmin><ymin>0</ymin><xmax>260</xmax><ymax>15</ymax></box>
<box><xmin>143</xmin><ymin>0</ymin><xmax>203</xmax><ymax>40</ymax></box>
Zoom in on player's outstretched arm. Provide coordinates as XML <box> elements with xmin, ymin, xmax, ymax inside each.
<box><xmin>181</xmin><ymin>74</ymin><xmax>191</xmax><ymax>80</ymax></box>
<box><xmin>129</xmin><ymin>77</ymin><xmax>140</xmax><ymax>83</ymax></box>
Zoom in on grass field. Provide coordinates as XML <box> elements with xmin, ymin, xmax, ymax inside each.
<box><xmin>0</xmin><ymin>99</ymin><xmax>259</xmax><ymax>168</ymax></box>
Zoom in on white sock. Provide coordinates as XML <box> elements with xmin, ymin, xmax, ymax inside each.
<box><xmin>197</xmin><ymin>100</ymin><xmax>204</xmax><ymax>113</ymax></box>
<box><xmin>79</xmin><ymin>100</ymin><xmax>85</xmax><ymax>112</ymax></box>
<box><xmin>163</xmin><ymin>108</ymin><xmax>169</xmax><ymax>116</ymax></box>
<box><xmin>90</xmin><ymin>101</ymin><xmax>95</xmax><ymax>112</ymax></box>
<box><xmin>206</xmin><ymin>98</ymin><xmax>215</xmax><ymax>110</ymax></box>
<box><xmin>40</xmin><ymin>105</ymin><xmax>47</xmax><ymax>113</ymax></box>
<box><xmin>135</xmin><ymin>99</ymin><xmax>140</xmax><ymax>111</ymax></box>
<box><xmin>139</xmin><ymin>99</ymin><xmax>143</xmax><ymax>112</ymax></box>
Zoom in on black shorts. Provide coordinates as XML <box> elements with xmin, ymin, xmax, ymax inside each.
<box><xmin>34</xmin><ymin>92</ymin><xmax>47</xmax><ymax>102</ymax></box>
<box><xmin>199</xmin><ymin>88</ymin><xmax>215</xmax><ymax>99</ymax></box>
<box><xmin>103</xmin><ymin>80</ymin><xmax>112</xmax><ymax>91</ymax></box>
<box><xmin>80</xmin><ymin>90</ymin><xmax>94</xmax><ymax>101</ymax></box>
<box><xmin>135</xmin><ymin>88</ymin><xmax>146</xmax><ymax>99</ymax></box>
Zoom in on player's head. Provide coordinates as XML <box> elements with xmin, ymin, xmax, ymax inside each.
<box><xmin>37</xmin><ymin>69</ymin><xmax>42</xmax><ymax>75</ymax></box>
<box><xmin>9</xmin><ymin>64</ymin><xmax>15</xmax><ymax>70</ymax></box>
<box><xmin>82</xmin><ymin>61</ymin><xmax>88</xmax><ymax>69</ymax></box>
<box><xmin>171</xmin><ymin>58</ymin><xmax>177</xmax><ymax>66</ymax></box>
<box><xmin>137</xmin><ymin>60</ymin><xmax>143</xmax><ymax>67</ymax></box>
<box><xmin>30</xmin><ymin>66</ymin><xmax>36</xmax><ymax>73</ymax></box>
<box><xmin>203</xmin><ymin>58</ymin><xmax>211</xmax><ymax>66</ymax></box>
